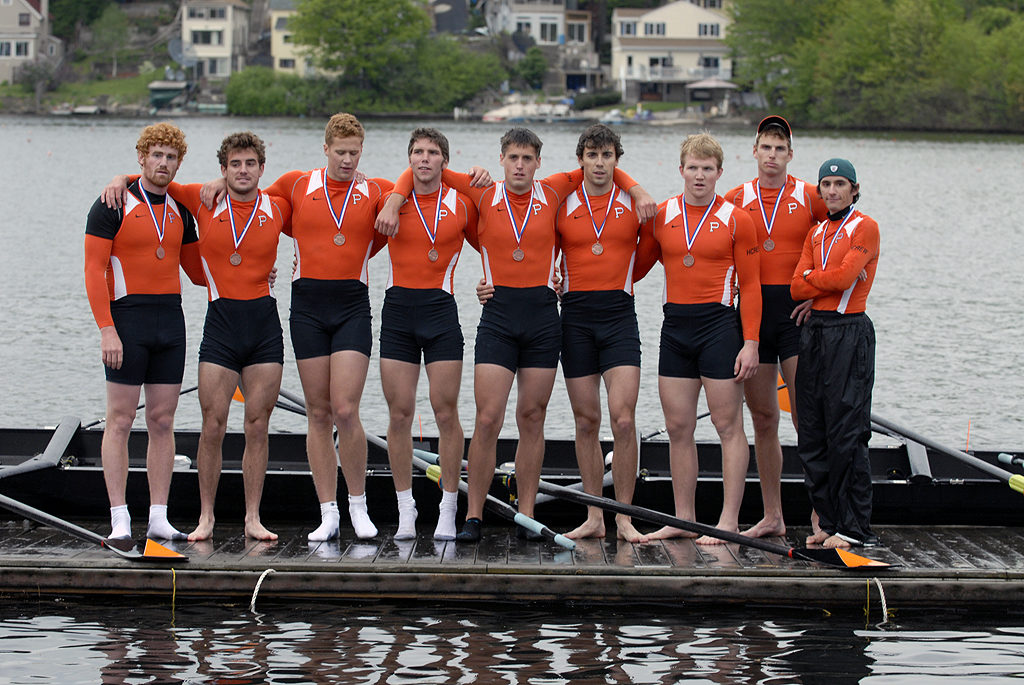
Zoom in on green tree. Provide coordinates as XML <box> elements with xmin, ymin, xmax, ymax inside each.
<box><xmin>89</xmin><ymin>4</ymin><xmax>130</xmax><ymax>78</ymax></box>
<box><xmin>50</xmin><ymin>0</ymin><xmax>109</xmax><ymax>46</ymax></box>
<box><xmin>289</xmin><ymin>0</ymin><xmax>432</xmax><ymax>91</ymax></box>
<box><xmin>516</xmin><ymin>46</ymin><xmax>547</xmax><ymax>90</ymax></box>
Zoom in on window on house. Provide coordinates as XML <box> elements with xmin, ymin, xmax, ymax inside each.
<box><xmin>192</xmin><ymin>31</ymin><xmax>224</xmax><ymax>45</ymax></box>
<box><xmin>0</xmin><ymin>42</ymin><xmax>10</xmax><ymax>57</ymax></box>
<box><xmin>188</xmin><ymin>8</ymin><xmax>205</xmax><ymax>18</ymax></box>
<box><xmin>15</xmin><ymin>41</ymin><xmax>29</xmax><ymax>57</ymax></box>
<box><xmin>516</xmin><ymin>21</ymin><xmax>531</xmax><ymax>35</ymax></box>
<box><xmin>698</xmin><ymin>23</ymin><xmax>721</xmax><ymax>37</ymax></box>
<box><xmin>701</xmin><ymin>56</ymin><xmax>720</xmax><ymax>69</ymax></box>
<box><xmin>279</xmin><ymin>58</ymin><xmax>295</xmax><ymax>69</ymax></box>
<box><xmin>644</xmin><ymin>23</ymin><xmax>665</xmax><ymax>36</ymax></box>
<box><xmin>540</xmin><ymin>22</ymin><xmax>558</xmax><ymax>42</ymax></box>
<box><xmin>208</xmin><ymin>58</ymin><xmax>219</xmax><ymax>75</ymax></box>
<box><xmin>19</xmin><ymin>13</ymin><xmax>29</xmax><ymax>26</ymax></box>
<box><xmin>275</xmin><ymin>17</ymin><xmax>289</xmax><ymax>30</ymax></box>
<box><xmin>620</xmin><ymin>22</ymin><xmax>636</xmax><ymax>36</ymax></box>
<box><xmin>210</xmin><ymin>8</ymin><xmax>226</xmax><ymax>19</ymax></box>
<box><xmin>283</xmin><ymin>34</ymin><xmax>292</xmax><ymax>43</ymax></box>
<box><xmin>567</xmin><ymin>22</ymin><xmax>585</xmax><ymax>43</ymax></box>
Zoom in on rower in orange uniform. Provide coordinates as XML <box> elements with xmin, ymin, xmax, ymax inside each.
<box><xmin>792</xmin><ymin>158</ymin><xmax>880</xmax><ymax>550</ymax></box>
<box><xmin>84</xmin><ymin>122</ymin><xmax>204</xmax><ymax>542</ymax></box>
<box><xmin>261</xmin><ymin>114</ymin><xmax>394</xmax><ymax>541</ymax></box>
<box><xmin>722</xmin><ymin>115</ymin><xmax>828</xmax><ymax>539</ymax></box>
<box><xmin>555</xmin><ymin>124</ymin><xmax>649</xmax><ymax>543</ymax></box>
<box><xmin>635</xmin><ymin>132</ymin><xmax>761</xmax><ymax>544</ymax></box>
<box><xmin>377</xmin><ymin>127</ymin><xmax>656</xmax><ymax>542</ymax></box>
<box><xmin>375</xmin><ymin>127</ymin><xmax>479</xmax><ymax>540</ymax></box>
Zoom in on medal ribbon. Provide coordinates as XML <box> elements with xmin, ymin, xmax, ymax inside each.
<box><xmin>582</xmin><ymin>185</ymin><xmax>616</xmax><ymax>244</ymax></box>
<box><xmin>501</xmin><ymin>182</ymin><xmax>535</xmax><ymax>247</ymax></box>
<box><xmin>139</xmin><ymin>183</ymin><xmax>168</xmax><ymax>246</ymax></box>
<box><xmin>323</xmin><ymin>168</ymin><xmax>355</xmax><ymax>231</ymax></box>
<box><xmin>820</xmin><ymin>210</ymin><xmax>855</xmax><ymax>269</ymax></box>
<box><xmin>754</xmin><ymin>179</ymin><xmax>784</xmax><ymax>238</ymax></box>
<box><xmin>225</xmin><ymin>193</ymin><xmax>261</xmax><ymax>252</ymax></box>
<box><xmin>681</xmin><ymin>197</ymin><xmax>715</xmax><ymax>253</ymax></box>
<box><xmin>412</xmin><ymin>185</ymin><xmax>443</xmax><ymax>246</ymax></box>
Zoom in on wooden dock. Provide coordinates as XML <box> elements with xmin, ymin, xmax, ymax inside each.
<box><xmin>1</xmin><ymin>521</ymin><xmax>1022</xmax><ymax>608</ymax></box>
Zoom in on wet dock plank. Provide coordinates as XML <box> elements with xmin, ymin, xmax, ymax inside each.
<box><xmin>1</xmin><ymin>520</ymin><xmax>1022</xmax><ymax>607</ymax></box>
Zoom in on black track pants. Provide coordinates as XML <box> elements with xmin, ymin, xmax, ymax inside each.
<box><xmin>795</xmin><ymin>311</ymin><xmax>875</xmax><ymax>544</ymax></box>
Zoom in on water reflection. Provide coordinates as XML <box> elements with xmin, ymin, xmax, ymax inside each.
<box><xmin>2</xmin><ymin>600</ymin><xmax>1022</xmax><ymax>683</ymax></box>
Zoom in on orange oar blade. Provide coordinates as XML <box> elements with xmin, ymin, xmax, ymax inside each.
<box><xmin>835</xmin><ymin>548</ymin><xmax>892</xmax><ymax>568</ymax></box>
<box><xmin>777</xmin><ymin>373</ymin><xmax>791</xmax><ymax>413</ymax></box>
<box><xmin>142</xmin><ymin>538</ymin><xmax>188</xmax><ymax>560</ymax></box>
<box><xmin>232</xmin><ymin>386</ymin><xmax>245</xmax><ymax>402</ymax></box>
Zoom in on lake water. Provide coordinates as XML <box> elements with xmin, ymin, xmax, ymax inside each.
<box><xmin>1</xmin><ymin>115</ymin><xmax>1023</xmax><ymax>682</ymax></box>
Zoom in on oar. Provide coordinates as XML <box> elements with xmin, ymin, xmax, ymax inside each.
<box><xmin>82</xmin><ymin>385</ymin><xmax>199</xmax><ymax>429</ymax></box>
<box><xmin>0</xmin><ymin>492</ymin><xmax>187</xmax><ymax>562</ymax></box>
<box><xmin>871</xmin><ymin>414</ymin><xmax>1024</xmax><ymax>496</ymax></box>
<box><xmin>531</xmin><ymin>478</ymin><xmax>891</xmax><ymax>570</ymax></box>
<box><xmin>362</xmin><ymin>432</ymin><xmax>575</xmax><ymax>550</ymax></box>
<box><xmin>0</xmin><ymin>417</ymin><xmax>188</xmax><ymax>562</ymax></box>
<box><xmin>999</xmin><ymin>453</ymin><xmax>1024</xmax><ymax>470</ymax></box>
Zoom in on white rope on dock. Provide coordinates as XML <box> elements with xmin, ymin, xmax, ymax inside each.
<box><xmin>872</xmin><ymin>577</ymin><xmax>888</xmax><ymax>626</ymax></box>
<box><xmin>249</xmin><ymin>568</ymin><xmax>276</xmax><ymax>613</ymax></box>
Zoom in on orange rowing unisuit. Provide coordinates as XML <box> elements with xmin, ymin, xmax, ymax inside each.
<box><xmin>723</xmin><ymin>175</ymin><xmax>827</xmax><ymax>285</ymax></box>
<box><xmin>167</xmin><ymin>181</ymin><xmax>291</xmax><ymax>302</ymax></box>
<box><xmin>388</xmin><ymin>185</ymin><xmax>479</xmax><ymax>293</ymax></box>
<box><xmin>266</xmin><ymin>169</ymin><xmax>393</xmax><ymax>283</ymax></box>
<box><xmin>635</xmin><ymin>194</ymin><xmax>762</xmax><ymax>341</ymax></box>
<box><xmin>84</xmin><ymin>181</ymin><xmax>202</xmax><ymax>328</ymax></box>
<box><xmin>557</xmin><ymin>185</ymin><xmax>643</xmax><ymax>294</ymax></box>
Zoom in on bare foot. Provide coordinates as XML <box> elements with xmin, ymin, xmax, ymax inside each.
<box><xmin>696</xmin><ymin>527</ymin><xmax>738</xmax><ymax>546</ymax></box>
<box><xmin>245</xmin><ymin>518</ymin><xmax>279</xmax><ymax>541</ymax></box>
<box><xmin>615</xmin><ymin>516</ymin><xmax>649</xmax><ymax>544</ymax></box>
<box><xmin>805</xmin><ymin>530</ymin><xmax>829</xmax><ymax>546</ymax></box>
<box><xmin>187</xmin><ymin>516</ymin><xmax>215</xmax><ymax>542</ymax></box>
<box><xmin>564</xmin><ymin>517</ymin><xmax>606</xmax><ymax>540</ymax></box>
<box><xmin>646</xmin><ymin>525</ymin><xmax>698</xmax><ymax>540</ymax></box>
<box><xmin>822</xmin><ymin>534</ymin><xmax>851</xmax><ymax>549</ymax></box>
<box><xmin>741</xmin><ymin>516</ymin><xmax>786</xmax><ymax>538</ymax></box>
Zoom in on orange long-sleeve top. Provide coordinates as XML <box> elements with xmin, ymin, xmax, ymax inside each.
<box><xmin>791</xmin><ymin>208</ymin><xmax>879</xmax><ymax>314</ymax></box>
<box><xmin>557</xmin><ymin>185</ymin><xmax>643</xmax><ymax>294</ymax></box>
<box><xmin>635</xmin><ymin>194</ymin><xmax>762</xmax><ymax>341</ymax></box>
<box><xmin>723</xmin><ymin>175</ymin><xmax>828</xmax><ymax>285</ymax></box>
<box><xmin>168</xmin><ymin>181</ymin><xmax>291</xmax><ymax>302</ymax></box>
<box><xmin>266</xmin><ymin>169</ymin><xmax>392</xmax><ymax>283</ymax></box>
<box><xmin>391</xmin><ymin>166</ymin><xmax>638</xmax><ymax>289</ymax></box>
<box><xmin>387</xmin><ymin>185</ymin><xmax>479</xmax><ymax>293</ymax></box>
<box><xmin>84</xmin><ymin>180</ymin><xmax>203</xmax><ymax>329</ymax></box>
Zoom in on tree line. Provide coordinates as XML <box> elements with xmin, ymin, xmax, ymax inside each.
<box><xmin>726</xmin><ymin>0</ymin><xmax>1024</xmax><ymax>131</ymax></box>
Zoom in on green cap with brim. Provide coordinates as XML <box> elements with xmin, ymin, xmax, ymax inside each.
<box><xmin>818</xmin><ymin>158</ymin><xmax>857</xmax><ymax>184</ymax></box>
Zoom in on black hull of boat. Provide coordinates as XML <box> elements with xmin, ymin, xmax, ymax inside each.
<box><xmin>1</xmin><ymin>422</ymin><xmax>1021</xmax><ymax>528</ymax></box>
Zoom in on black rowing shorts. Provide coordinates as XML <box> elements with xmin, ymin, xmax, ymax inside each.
<box><xmin>560</xmin><ymin>290</ymin><xmax>641</xmax><ymax>378</ymax></box>
<box><xmin>105</xmin><ymin>294</ymin><xmax>185</xmax><ymax>385</ymax></box>
<box><xmin>658</xmin><ymin>302</ymin><xmax>741</xmax><ymax>380</ymax></box>
<box><xmin>289</xmin><ymin>278</ymin><xmax>372</xmax><ymax>359</ymax></box>
<box><xmin>199</xmin><ymin>296</ymin><xmax>283</xmax><ymax>372</ymax></box>
<box><xmin>380</xmin><ymin>286</ymin><xmax>464</xmax><ymax>364</ymax></box>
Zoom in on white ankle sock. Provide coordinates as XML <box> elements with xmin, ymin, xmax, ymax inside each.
<box><xmin>308</xmin><ymin>501</ymin><xmax>340</xmax><ymax>542</ymax></box>
<box><xmin>434</xmin><ymin>489</ymin><xmax>458</xmax><ymax>541</ymax></box>
<box><xmin>146</xmin><ymin>504</ymin><xmax>186</xmax><ymax>541</ymax></box>
<box><xmin>348</xmin><ymin>494</ymin><xmax>378</xmax><ymax>539</ymax></box>
<box><xmin>395</xmin><ymin>489</ymin><xmax>418</xmax><ymax>540</ymax></box>
<box><xmin>110</xmin><ymin>505</ymin><xmax>131</xmax><ymax>539</ymax></box>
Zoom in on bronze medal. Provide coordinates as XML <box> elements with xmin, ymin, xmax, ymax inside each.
<box><xmin>763</xmin><ymin>238</ymin><xmax>775</xmax><ymax>252</ymax></box>
<box><xmin>683</xmin><ymin>253</ymin><xmax>695</xmax><ymax>268</ymax></box>
<box><xmin>512</xmin><ymin>248</ymin><xmax>525</xmax><ymax>262</ymax></box>
<box><xmin>333</xmin><ymin>233</ymin><xmax>346</xmax><ymax>246</ymax></box>
<box><xmin>427</xmin><ymin>248</ymin><xmax>439</xmax><ymax>262</ymax></box>
<box><xmin>230</xmin><ymin>252</ymin><xmax>242</xmax><ymax>266</ymax></box>
<box><xmin>155</xmin><ymin>245</ymin><xmax>165</xmax><ymax>260</ymax></box>
<box><xmin>591</xmin><ymin>242</ymin><xmax>604</xmax><ymax>256</ymax></box>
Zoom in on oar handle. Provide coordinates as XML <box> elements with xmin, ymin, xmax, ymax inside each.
<box><xmin>998</xmin><ymin>453</ymin><xmax>1024</xmax><ymax>468</ymax></box>
<box><xmin>512</xmin><ymin>513</ymin><xmax>575</xmax><ymax>550</ymax></box>
<box><xmin>872</xmin><ymin>414</ymin><xmax>1020</xmax><ymax>488</ymax></box>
